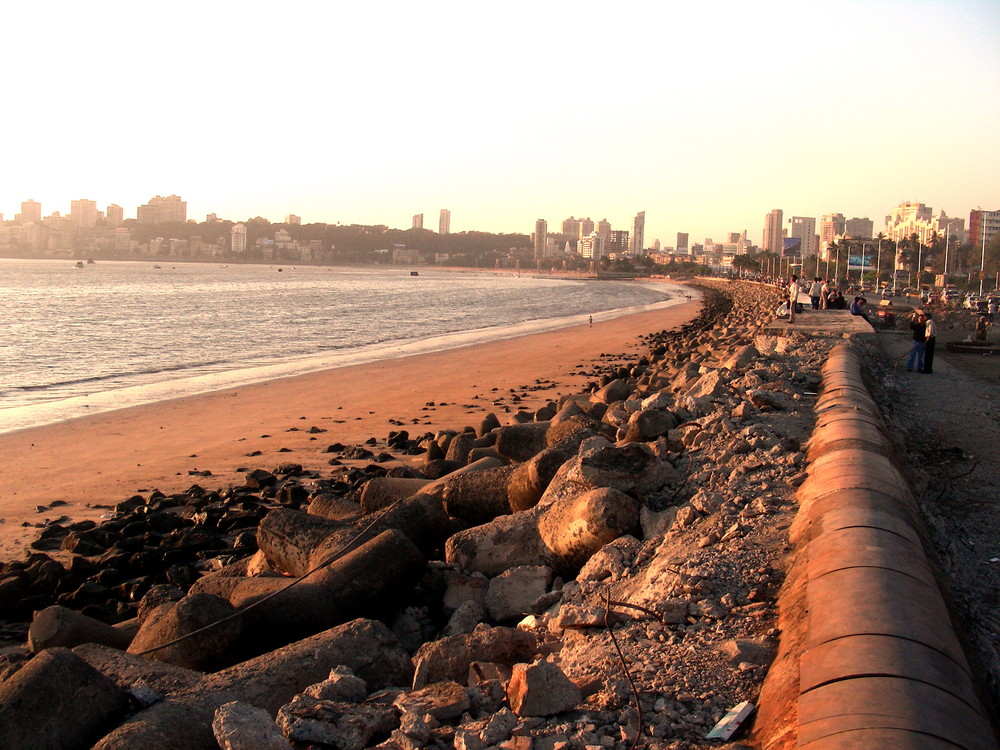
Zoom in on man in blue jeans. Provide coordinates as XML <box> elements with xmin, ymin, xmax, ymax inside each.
<box><xmin>907</xmin><ymin>312</ymin><xmax>926</xmax><ymax>372</ymax></box>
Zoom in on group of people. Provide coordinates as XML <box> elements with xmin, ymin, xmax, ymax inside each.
<box><xmin>907</xmin><ymin>311</ymin><xmax>937</xmax><ymax>374</ymax></box>
<box><xmin>779</xmin><ymin>275</ymin><xmax>848</xmax><ymax>323</ymax></box>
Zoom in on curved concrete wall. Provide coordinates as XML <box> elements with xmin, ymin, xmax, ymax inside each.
<box><xmin>756</xmin><ymin>344</ymin><xmax>998</xmax><ymax>750</ymax></box>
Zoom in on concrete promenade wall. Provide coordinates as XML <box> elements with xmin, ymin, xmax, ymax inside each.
<box><xmin>755</xmin><ymin>343</ymin><xmax>998</xmax><ymax>750</ymax></box>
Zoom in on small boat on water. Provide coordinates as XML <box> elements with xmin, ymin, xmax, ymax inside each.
<box><xmin>410</xmin><ymin>271</ymin><xmax>419</xmax><ymax>276</ymax></box>
<box><xmin>74</xmin><ymin>261</ymin><xmax>85</xmax><ymax>268</ymax></box>
<box><xmin>86</xmin><ymin>258</ymin><xmax>95</xmax><ymax>264</ymax></box>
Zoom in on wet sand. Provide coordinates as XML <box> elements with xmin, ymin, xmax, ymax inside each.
<box><xmin>0</xmin><ymin>298</ymin><xmax>700</xmax><ymax>559</ymax></box>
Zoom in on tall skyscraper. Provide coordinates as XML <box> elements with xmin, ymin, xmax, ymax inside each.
<box><xmin>106</xmin><ymin>204</ymin><xmax>124</xmax><ymax>227</ymax></box>
<box><xmin>677</xmin><ymin>232</ymin><xmax>689</xmax><ymax>255</ymax></box>
<box><xmin>820</xmin><ymin>213</ymin><xmax>846</xmax><ymax>249</ymax></box>
<box><xmin>562</xmin><ymin>217</ymin><xmax>580</xmax><ymax>236</ymax></box>
<box><xmin>412</xmin><ymin>213</ymin><xmax>424</xmax><ymax>229</ymax></box>
<box><xmin>285</xmin><ymin>214</ymin><xmax>301</xmax><ymax>225</ymax></box>
<box><xmin>631</xmin><ymin>211</ymin><xmax>645</xmax><ymax>255</ymax></box>
<box><xmin>231</xmin><ymin>223</ymin><xmax>247</xmax><ymax>255</ymax></box>
<box><xmin>969</xmin><ymin>209</ymin><xmax>1000</xmax><ymax>249</ymax></box>
<box><xmin>578</xmin><ymin>232</ymin><xmax>604</xmax><ymax>260</ymax></box>
<box><xmin>70</xmin><ymin>199</ymin><xmax>99</xmax><ymax>228</ymax></box>
<box><xmin>844</xmin><ymin>217</ymin><xmax>873</xmax><ymax>238</ymax></box>
<box><xmin>439</xmin><ymin>209</ymin><xmax>451</xmax><ymax>234</ymax></box>
<box><xmin>577</xmin><ymin>217</ymin><xmax>595</xmax><ymax>239</ymax></box>
<box><xmin>763</xmin><ymin>209</ymin><xmax>784</xmax><ymax>254</ymax></box>
<box><xmin>608</xmin><ymin>230</ymin><xmax>630</xmax><ymax>255</ymax></box>
<box><xmin>533</xmin><ymin>219</ymin><xmax>547</xmax><ymax>259</ymax></box>
<box><xmin>16</xmin><ymin>200</ymin><xmax>41</xmax><ymax>224</ymax></box>
<box><xmin>789</xmin><ymin>216</ymin><xmax>817</xmax><ymax>258</ymax></box>
<box><xmin>137</xmin><ymin>195</ymin><xmax>187</xmax><ymax>224</ymax></box>
<box><xmin>596</xmin><ymin>219</ymin><xmax>611</xmax><ymax>250</ymax></box>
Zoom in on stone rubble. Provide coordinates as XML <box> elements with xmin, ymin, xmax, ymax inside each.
<box><xmin>0</xmin><ymin>279</ymin><xmax>845</xmax><ymax>749</ymax></box>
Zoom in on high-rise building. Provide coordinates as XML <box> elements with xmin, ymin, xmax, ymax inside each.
<box><xmin>789</xmin><ymin>216</ymin><xmax>817</xmax><ymax>258</ymax></box>
<box><xmin>577</xmin><ymin>217</ymin><xmax>595</xmax><ymax>239</ymax></box>
<box><xmin>762</xmin><ymin>209</ymin><xmax>784</xmax><ymax>254</ymax></box>
<box><xmin>285</xmin><ymin>214</ymin><xmax>301</xmax><ymax>225</ymax></box>
<box><xmin>608</xmin><ymin>230</ymin><xmax>630</xmax><ymax>255</ymax></box>
<box><xmin>439</xmin><ymin>209</ymin><xmax>451</xmax><ymax>234</ymax></box>
<box><xmin>106</xmin><ymin>204</ymin><xmax>124</xmax><ymax>227</ymax></box>
<box><xmin>885</xmin><ymin>202</ymin><xmax>964</xmax><ymax>246</ymax></box>
<box><xmin>533</xmin><ymin>219</ymin><xmax>547</xmax><ymax>259</ymax></box>
<box><xmin>844</xmin><ymin>217</ymin><xmax>874</xmax><ymax>238</ymax></box>
<box><xmin>677</xmin><ymin>232</ymin><xmax>689</xmax><ymax>255</ymax></box>
<box><xmin>231</xmin><ymin>223</ymin><xmax>247</xmax><ymax>255</ymax></box>
<box><xmin>137</xmin><ymin>195</ymin><xmax>187</xmax><ymax>224</ymax></box>
<box><xmin>206</xmin><ymin>213</ymin><xmax>218</xmax><ymax>223</ymax></box>
<box><xmin>412</xmin><ymin>213</ymin><xmax>424</xmax><ymax>229</ymax></box>
<box><xmin>70</xmin><ymin>199</ymin><xmax>99</xmax><ymax>228</ymax></box>
<box><xmin>631</xmin><ymin>211</ymin><xmax>645</xmax><ymax>255</ymax></box>
<box><xmin>820</xmin><ymin>213</ymin><xmax>846</xmax><ymax>249</ymax></box>
<box><xmin>969</xmin><ymin>209</ymin><xmax>1000</xmax><ymax>250</ymax></box>
<box><xmin>596</xmin><ymin>219</ymin><xmax>611</xmax><ymax>250</ymax></box>
<box><xmin>16</xmin><ymin>200</ymin><xmax>41</xmax><ymax>224</ymax></box>
<box><xmin>578</xmin><ymin>232</ymin><xmax>604</xmax><ymax>260</ymax></box>
<box><xmin>562</xmin><ymin>217</ymin><xmax>580</xmax><ymax>236</ymax></box>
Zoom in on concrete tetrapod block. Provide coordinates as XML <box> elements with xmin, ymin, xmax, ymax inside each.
<box><xmin>797</xmin><ymin>677</ymin><xmax>998</xmax><ymax>750</ymax></box>
<box><xmin>418</xmin><ymin>456</ymin><xmax>505</xmax><ymax>497</ymax></box>
<box><xmin>799</xmin><ymin>728</ymin><xmax>975</xmax><ymax>749</ymax></box>
<box><xmin>799</xmin><ymin>634</ymin><xmax>978</xmax><ymax>708</ymax></box>
<box><xmin>0</xmin><ymin>647</ymin><xmax>130</xmax><ymax>750</ymax></box>
<box><xmin>92</xmin><ymin>618</ymin><xmax>412</xmax><ymax>750</ymax></box>
<box><xmin>806</xmin><ymin>526</ymin><xmax>935</xmax><ymax>586</ymax></box>
<box><xmin>75</xmin><ymin>642</ymin><xmax>203</xmax><ymax>696</ymax></box>
<box><xmin>358</xmin><ymin>477</ymin><xmax>432</xmax><ymax>513</ymax></box>
<box><xmin>806</xmin><ymin>567</ymin><xmax>964</xmax><ymax>664</ymax></box>
<box><xmin>28</xmin><ymin>604</ymin><xmax>136</xmax><ymax>652</ymax></box>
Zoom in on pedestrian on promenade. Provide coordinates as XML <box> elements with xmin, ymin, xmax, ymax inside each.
<box><xmin>820</xmin><ymin>279</ymin><xmax>832</xmax><ymax>309</ymax></box>
<box><xmin>809</xmin><ymin>277</ymin><xmax>823</xmax><ymax>310</ymax></box>
<box><xmin>922</xmin><ymin>312</ymin><xmax>937</xmax><ymax>374</ymax></box>
<box><xmin>788</xmin><ymin>275</ymin><xmax>799</xmax><ymax>323</ymax></box>
<box><xmin>907</xmin><ymin>312</ymin><xmax>926</xmax><ymax>372</ymax></box>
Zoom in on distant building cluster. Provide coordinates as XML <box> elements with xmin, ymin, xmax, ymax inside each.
<box><xmin>530</xmin><ymin>211</ymin><xmax>648</xmax><ymax>263</ymax></box>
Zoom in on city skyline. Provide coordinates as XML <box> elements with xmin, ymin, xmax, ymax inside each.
<box><xmin>2</xmin><ymin>1</ymin><xmax>997</xmax><ymax>247</ymax></box>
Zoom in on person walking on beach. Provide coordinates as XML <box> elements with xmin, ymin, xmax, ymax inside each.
<box><xmin>809</xmin><ymin>277</ymin><xmax>823</xmax><ymax>310</ymax></box>
<box><xmin>788</xmin><ymin>274</ymin><xmax>799</xmax><ymax>323</ymax></box>
<box><xmin>907</xmin><ymin>312</ymin><xmax>926</xmax><ymax>372</ymax></box>
<box><xmin>922</xmin><ymin>312</ymin><xmax>937</xmax><ymax>374</ymax></box>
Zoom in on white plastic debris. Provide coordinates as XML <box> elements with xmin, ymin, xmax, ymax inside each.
<box><xmin>705</xmin><ymin>700</ymin><xmax>755</xmax><ymax>740</ymax></box>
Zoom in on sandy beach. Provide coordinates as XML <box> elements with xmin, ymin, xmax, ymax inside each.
<box><xmin>0</xmin><ymin>298</ymin><xmax>700</xmax><ymax>559</ymax></box>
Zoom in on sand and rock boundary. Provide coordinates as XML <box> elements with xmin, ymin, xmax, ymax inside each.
<box><xmin>755</xmin><ymin>343</ymin><xmax>999</xmax><ymax>750</ymax></box>
<box><xmin>3</xmin><ymin>280</ymin><xmax>996</xmax><ymax>749</ymax></box>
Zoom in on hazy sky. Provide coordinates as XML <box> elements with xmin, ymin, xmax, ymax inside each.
<box><xmin>3</xmin><ymin>0</ymin><xmax>998</xmax><ymax>247</ymax></box>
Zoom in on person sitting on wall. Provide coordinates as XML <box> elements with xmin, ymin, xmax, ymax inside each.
<box><xmin>849</xmin><ymin>296</ymin><xmax>873</xmax><ymax>325</ymax></box>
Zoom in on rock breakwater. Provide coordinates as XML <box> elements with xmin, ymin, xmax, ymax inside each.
<box><xmin>1</xmin><ymin>280</ymin><xmax>843</xmax><ymax>749</ymax></box>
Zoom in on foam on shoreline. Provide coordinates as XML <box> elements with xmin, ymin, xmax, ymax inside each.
<box><xmin>0</xmin><ymin>288</ymin><xmax>695</xmax><ymax>436</ymax></box>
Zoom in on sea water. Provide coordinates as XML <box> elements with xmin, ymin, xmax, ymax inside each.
<box><xmin>0</xmin><ymin>259</ymin><xmax>688</xmax><ymax>434</ymax></box>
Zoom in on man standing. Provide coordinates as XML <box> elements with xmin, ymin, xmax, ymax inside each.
<box><xmin>809</xmin><ymin>277</ymin><xmax>824</xmax><ymax>310</ymax></box>
<box><xmin>906</xmin><ymin>312</ymin><xmax>926</xmax><ymax>373</ymax></box>
<box><xmin>788</xmin><ymin>275</ymin><xmax>799</xmax><ymax>323</ymax></box>
<box><xmin>922</xmin><ymin>312</ymin><xmax>937</xmax><ymax>374</ymax></box>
